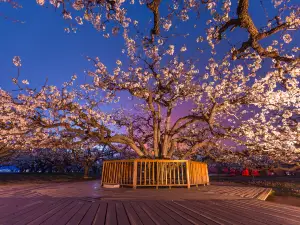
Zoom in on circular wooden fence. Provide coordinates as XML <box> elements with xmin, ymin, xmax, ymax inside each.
<box><xmin>101</xmin><ymin>159</ymin><xmax>209</xmax><ymax>189</ymax></box>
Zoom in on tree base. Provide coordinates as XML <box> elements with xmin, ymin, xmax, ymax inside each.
<box><xmin>103</xmin><ymin>184</ymin><xmax>120</xmax><ymax>188</ymax></box>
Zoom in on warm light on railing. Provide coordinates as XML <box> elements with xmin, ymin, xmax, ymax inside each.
<box><xmin>101</xmin><ymin>159</ymin><xmax>209</xmax><ymax>189</ymax></box>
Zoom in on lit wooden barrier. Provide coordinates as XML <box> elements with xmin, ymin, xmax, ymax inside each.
<box><xmin>101</xmin><ymin>159</ymin><xmax>209</xmax><ymax>189</ymax></box>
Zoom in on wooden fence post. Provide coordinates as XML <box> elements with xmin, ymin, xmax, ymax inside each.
<box><xmin>101</xmin><ymin>162</ymin><xmax>105</xmax><ymax>186</ymax></box>
<box><xmin>186</xmin><ymin>161</ymin><xmax>191</xmax><ymax>189</ymax></box>
<box><xmin>205</xmin><ymin>163</ymin><xmax>210</xmax><ymax>185</ymax></box>
<box><xmin>133</xmin><ymin>160</ymin><xmax>137</xmax><ymax>189</ymax></box>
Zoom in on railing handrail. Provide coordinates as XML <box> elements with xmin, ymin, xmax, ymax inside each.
<box><xmin>103</xmin><ymin>159</ymin><xmax>136</xmax><ymax>162</ymax></box>
<box><xmin>103</xmin><ymin>159</ymin><xmax>206</xmax><ymax>163</ymax></box>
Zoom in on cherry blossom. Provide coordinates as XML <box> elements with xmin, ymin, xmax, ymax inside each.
<box><xmin>12</xmin><ymin>56</ymin><xmax>21</xmax><ymax>67</ymax></box>
<box><xmin>36</xmin><ymin>0</ymin><xmax>45</xmax><ymax>6</ymax></box>
<box><xmin>283</xmin><ymin>34</ymin><xmax>292</xmax><ymax>44</ymax></box>
<box><xmin>75</xmin><ymin>16</ymin><xmax>83</xmax><ymax>25</ymax></box>
<box><xmin>162</xmin><ymin>19</ymin><xmax>172</xmax><ymax>31</ymax></box>
<box><xmin>180</xmin><ymin>45</ymin><xmax>187</xmax><ymax>52</ymax></box>
<box><xmin>166</xmin><ymin>45</ymin><xmax>175</xmax><ymax>55</ymax></box>
<box><xmin>21</xmin><ymin>80</ymin><xmax>29</xmax><ymax>85</ymax></box>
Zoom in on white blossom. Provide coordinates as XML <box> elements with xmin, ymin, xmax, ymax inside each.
<box><xmin>283</xmin><ymin>34</ymin><xmax>292</xmax><ymax>43</ymax></box>
<box><xmin>12</xmin><ymin>56</ymin><xmax>21</xmax><ymax>67</ymax></box>
<box><xmin>36</xmin><ymin>0</ymin><xmax>45</xmax><ymax>6</ymax></box>
<box><xmin>22</xmin><ymin>80</ymin><xmax>29</xmax><ymax>85</ymax></box>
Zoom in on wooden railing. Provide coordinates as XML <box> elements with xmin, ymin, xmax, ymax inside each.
<box><xmin>101</xmin><ymin>159</ymin><xmax>209</xmax><ymax>188</ymax></box>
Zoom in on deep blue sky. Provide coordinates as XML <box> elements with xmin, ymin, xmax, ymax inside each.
<box><xmin>0</xmin><ymin>1</ymin><xmax>293</xmax><ymax>105</ymax></box>
<box><xmin>0</xmin><ymin>1</ymin><xmax>126</xmax><ymax>90</ymax></box>
<box><xmin>0</xmin><ymin>0</ymin><xmax>232</xmax><ymax>90</ymax></box>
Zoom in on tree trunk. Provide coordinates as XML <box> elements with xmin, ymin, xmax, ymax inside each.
<box><xmin>153</xmin><ymin>113</ymin><xmax>159</xmax><ymax>157</ymax></box>
<box><xmin>84</xmin><ymin>165</ymin><xmax>90</xmax><ymax>179</ymax></box>
<box><xmin>162</xmin><ymin>108</ymin><xmax>172</xmax><ymax>157</ymax></box>
<box><xmin>92</xmin><ymin>166</ymin><xmax>98</xmax><ymax>175</ymax></box>
<box><xmin>48</xmin><ymin>166</ymin><xmax>53</xmax><ymax>173</ymax></box>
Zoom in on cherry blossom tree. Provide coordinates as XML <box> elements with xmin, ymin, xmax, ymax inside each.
<box><xmin>71</xmin><ymin>145</ymin><xmax>117</xmax><ymax>177</ymax></box>
<box><xmin>3</xmin><ymin>39</ymin><xmax>298</xmax><ymax>164</ymax></box>
<box><xmin>11</xmin><ymin>149</ymin><xmax>73</xmax><ymax>173</ymax></box>
<box><xmin>0</xmin><ymin>0</ymin><xmax>299</xmax><ymax>168</ymax></box>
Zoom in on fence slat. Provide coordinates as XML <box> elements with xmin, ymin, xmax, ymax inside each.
<box><xmin>181</xmin><ymin>163</ymin><xmax>184</xmax><ymax>184</ymax></box>
<box><xmin>101</xmin><ymin>160</ymin><xmax>208</xmax><ymax>188</ymax></box>
<box><xmin>148</xmin><ymin>162</ymin><xmax>151</xmax><ymax>185</ymax></box>
<box><xmin>152</xmin><ymin>162</ymin><xmax>155</xmax><ymax>185</ymax></box>
<box><xmin>186</xmin><ymin>161</ymin><xmax>190</xmax><ymax>188</ymax></box>
<box><xmin>133</xmin><ymin>160</ymin><xmax>137</xmax><ymax>189</ymax></box>
<box><xmin>129</xmin><ymin>162</ymin><xmax>131</xmax><ymax>184</ymax></box>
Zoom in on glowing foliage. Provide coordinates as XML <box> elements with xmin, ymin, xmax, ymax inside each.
<box><xmin>0</xmin><ymin>0</ymin><xmax>299</xmax><ymax>167</ymax></box>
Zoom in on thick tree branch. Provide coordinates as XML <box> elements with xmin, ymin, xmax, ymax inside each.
<box><xmin>218</xmin><ymin>0</ymin><xmax>299</xmax><ymax>63</ymax></box>
<box><xmin>147</xmin><ymin>0</ymin><xmax>161</xmax><ymax>40</ymax></box>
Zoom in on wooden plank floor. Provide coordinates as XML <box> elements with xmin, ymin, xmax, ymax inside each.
<box><xmin>0</xmin><ymin>181</ymin><xmax>272</xmax><ymax>200</ymax></box>
<box><xmin>0</xmin><ymin>181</ymin><xmax>298</xmax><ymax>224</ymax></box>
<box><xmin>1</xmin><ymin>198</ymin><xmax>300</xmax><ymax>225</ymax></box>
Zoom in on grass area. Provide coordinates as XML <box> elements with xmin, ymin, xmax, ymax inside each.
<box><xmin>247</xmin><ymin>180</ymin><xmax>300</xmax><ymax>197</ymax></box>
<box><xmin>0</xmin><ymin>173</ymin><xmax>100</xmax><ymax>185</ymax></box>
<box><xmin>210</xmin><ymin>175</ymin><xmax>300</xmax><ymax>197</ymax></box>
<box><xmin>267</xmin><ymin>194</ymin><xmax>300</xmax><ymax>207</ymax></box>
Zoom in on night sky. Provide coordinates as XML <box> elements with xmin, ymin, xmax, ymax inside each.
<box><xmin>1</xmin><ymin>1</ymin><xmax>124</xmax><ymax>89</ymax></box>
<box><xmin>1</xmin><ymin>1</ymin><xmax>295</xmax><ymax>117</ymax></box>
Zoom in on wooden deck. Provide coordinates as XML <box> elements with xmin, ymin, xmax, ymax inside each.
<box><xmin>0</xmin><ymin>181</ymin><xmax>298</xmax><ymax>224</ymax></box>
<box><xmin>1</xmin><ymin>198</ymin><xmax>300</xmax><ymax>225</ymax></box>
